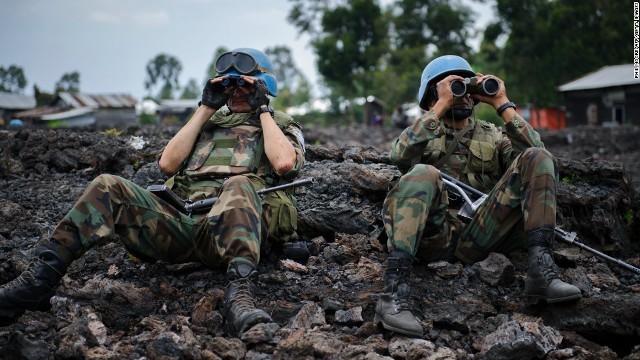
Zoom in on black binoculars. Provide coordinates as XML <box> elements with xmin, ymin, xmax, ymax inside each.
<box><xmin>450</xmin><ymin>77</ymin><xmax>499</xmax><ymax>97</ymax></box>
<box><xmin>221</xmin><ymin>76</ymin><xmax>246</xmax><ymax>87</ymax></box>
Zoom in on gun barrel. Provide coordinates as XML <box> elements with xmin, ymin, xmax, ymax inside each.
<box><xmin>440</xmin><ymin>171</ymin><xmax>640</xmax><ymax>275</ymax></box>
<box><xmin>256</xmin><ymin>177</ymin><xmax>314</xmax><ymax>195</ymax></box>
<box><xmin>440</xmin><ymin>172</ymin><xmax>485</xmax><ymax>199</ymax></box>
<box><xmin>555</xmin><ymin>229</ymin><xmax>640</xmax><ymax>275</ymax></box>
<box><xmin>187</xmin><ymin>177</ymin><xmax>315</xmax><ymax>214</ymax></box>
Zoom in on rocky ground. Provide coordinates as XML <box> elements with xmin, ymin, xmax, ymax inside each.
<box><xmin>0</xmin><ymin>122</ymin><xmax>639</xmax><ymax>360</ymax></box>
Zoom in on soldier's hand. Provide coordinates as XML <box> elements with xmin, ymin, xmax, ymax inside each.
<box><xmin>247</xmin><ymin>79</ymin><xmax>270</xmax><ymax>111</ymax></box>
<box><xmin>201</xmin><ymin>78</ymin><xmax>229</xmax><ymax>110</ymax></box>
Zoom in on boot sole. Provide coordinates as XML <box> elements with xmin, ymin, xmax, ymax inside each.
<box><xmin>527</xmin><ymin>293</ymin><xmax>582</xmax><ymax>305</ymax></box>
<box><xmin>374</xmin><ymin>313</ymin><xmax>424</xmax><ymax>338</ymax></box>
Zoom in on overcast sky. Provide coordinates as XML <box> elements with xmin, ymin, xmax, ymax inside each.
<box><xmin>0</xmin><ymin>0</ymin><xmax>493</xmax><ymax>100</ymax></box>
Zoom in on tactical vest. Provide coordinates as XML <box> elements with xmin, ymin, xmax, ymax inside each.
<box><xmin>423</xmin><ymin>119</ymin><xmax>501</xmax><ymax>193</ymax></box>
<box><xmin>169</xmin><ymin>111</ymin><xmax>297</xmax><ymax>202</ymax></box>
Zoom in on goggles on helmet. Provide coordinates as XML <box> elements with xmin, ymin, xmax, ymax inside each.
<box><xmin>215</xmin><ymin>51</ymin><xmax>274</xmax><ymax>76</ymax></box>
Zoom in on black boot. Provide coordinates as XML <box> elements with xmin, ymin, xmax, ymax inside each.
<box><xmin>0</xmin><ymin>242</ymin><xmax>74</xmax><ymax>318</ymax></box>
<box><xmin>223</xmin><ymin>261</ymin><xmax>272</xmax><ymax>336</ymax></box>
<box><xmin>374</xmin><ymin>250</ymin><xmax>423</xmax><ymax>337</ymax></box>
<box><xmin>525</xmin><ymin>228</ymin><xmax>582</xmax><ymax>304</ymax></box>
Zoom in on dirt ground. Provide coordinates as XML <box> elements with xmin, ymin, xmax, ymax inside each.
<box><xmin>0</xmin><ymin>122</ymin><xmax>639</xmax><ymax>360</ymax></box>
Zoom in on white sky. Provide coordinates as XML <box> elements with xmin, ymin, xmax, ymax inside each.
<box><xmin>0</xmin><ymin>0</ymin><xmax>493</xmax><ymax>100</ymax></box>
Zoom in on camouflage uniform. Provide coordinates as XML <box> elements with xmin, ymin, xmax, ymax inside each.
<box><xmin>52</xmin><ymin>110</ymin><xmax>305</xmax><ymax>269</ymax></box>
<box><xmin>383</xmin><ymin>109</ymin><xmax>556</xmax><ymax>263</ymax></box>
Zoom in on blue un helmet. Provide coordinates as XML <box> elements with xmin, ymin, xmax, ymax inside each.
<box><xmin>417</xmin><ymin>55</ymin><xmax>476</xmax><ymax>110</ymax></box>
<box><xmin>214</xmin><ymin>48</ymin><xmax>278</xmax><ymax>96</ymax></box>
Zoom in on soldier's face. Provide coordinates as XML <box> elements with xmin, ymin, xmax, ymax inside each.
<box><xmin>226</xmin><ymin>85</ymin><xmax>253</xmax><ymax>113</ymax></box>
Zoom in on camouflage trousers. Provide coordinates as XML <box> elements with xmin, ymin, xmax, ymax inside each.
<box><xmin>383</xmin><ymin>147</ymin><xmax>558</xmax><ymax>264</ymax></box>
<box><xmin>50</xmin><ymin>174</ymin><xmax>264</xmax><ymax>269</ymax></box>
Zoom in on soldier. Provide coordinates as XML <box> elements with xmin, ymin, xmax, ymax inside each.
<box><xmin>0</xmin><ymin>48</ymin><xmax>306</xmax><ymax>337</ymax></box>
<box><xmin>374</xmin><ymin>55</ymin><xmax>581</xmax><ymax>337</ymax></box>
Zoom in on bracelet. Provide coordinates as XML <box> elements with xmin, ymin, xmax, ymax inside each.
<box><xmin>496</xmin><ymin>101</ymin><xmax>516</xmax><ymax>116</ymax></box>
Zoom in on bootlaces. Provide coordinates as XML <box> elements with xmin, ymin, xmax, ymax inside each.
<box><xmin>537</xmin><ymin>250</ymin><xmax>560</xmax><ymax>282</ymax></box>
<box><xmin>2</xmin><ymin>267</ymin><xmax>39</xmax><ymax>292</ymax></box>
<box><xmin>230</xmin><ymin>279</ymin><xmax>258</xmax><ymax>313</ymax></box>
<box><xmin>392</xmin><ymin>294</ymin><xmax>414</xmax><ymax>313</ymax></box>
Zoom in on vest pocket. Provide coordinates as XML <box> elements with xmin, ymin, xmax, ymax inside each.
<box><xmin>467</xmin><ymin>140</ymin><xmax>496</xmax><ymax>172</ymax></box>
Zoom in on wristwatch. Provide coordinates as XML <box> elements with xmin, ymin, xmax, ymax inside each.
<box><xmin>255</xmin><ymin>105</ymin><xmax>275</xmax><ymax>118</ymax></box>
<box><xmin>496</xmin><ymin>101</ymin><xmax>517</xmax><ymax>116</ymax></box>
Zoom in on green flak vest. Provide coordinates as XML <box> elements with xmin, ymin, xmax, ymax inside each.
<box><xmin>423</xmin><ymin>119</ymin><xmax>501</xmax><ymax>193</ymax></box>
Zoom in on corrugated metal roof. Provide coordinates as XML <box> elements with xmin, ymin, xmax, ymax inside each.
<box><xmin>557</xmin><ymin>64</ymin><xmax>640</xmax><ymax>92</ymax></box>
<box><xmin>41</xmin><ymin>107</ymin><xmax>93</xmax><ymax>120</ymax></box>
<box><xmin>56</xmin><ymin>93</ymin><xmax>138</xmax><ymax>108</ymax></box>
<box><xmin>0</xmin><ymin>93</ymin><xmax>36</xmax><ymax>109</ymax></box>
<box><xmin>159</xmin><ymin>99</ymin><xmax>199</xmax><ymax>109</ymax></box>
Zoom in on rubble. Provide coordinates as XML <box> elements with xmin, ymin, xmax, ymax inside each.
<box><xmin>0</xmin><ymin>124</ymin><xmax>639</xmax><ymax>359</ymax></box>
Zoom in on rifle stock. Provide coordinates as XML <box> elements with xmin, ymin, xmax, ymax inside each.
<box><xmin>440</xmin><ymin>172</ymin><xmax>640</xmax><ymax>275</ymax></box>
<box><xmin>148</xmin><ymin>177</ymin><xmax>315</xmax><ymax>215</ymax></box>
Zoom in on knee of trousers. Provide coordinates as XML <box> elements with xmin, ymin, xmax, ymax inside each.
<box><xmin>404</xmin><ymin>164</ymin><xmax>441</xmax><ymax>183</ymax></box>
<box><xmin>222</xmin><ymin>175</ymin><xmax>253</xmax><ymax>190</ymax></box>
<box><xmin>395</xmin><ymin>164</ymin><xmax>442</xmax><ymax>198</ymax></box>
<box><xmin>89</xmin><ymin>174</ymin><xmax>127</xmax><ymax>194</ymax></box>
<box><xmin>519</xmin><ymin>148</ymin><xmax>557</xmax><ymax>178</ymax></box>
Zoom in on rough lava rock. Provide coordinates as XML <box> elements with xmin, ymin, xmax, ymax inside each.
<box><xmin>0</xmin><ymin>124</ymin><xmax>639</xmax><ymax>359</ymax></box>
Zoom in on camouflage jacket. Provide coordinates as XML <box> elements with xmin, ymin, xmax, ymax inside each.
<box><xmin>389</xmin><ymin>110</ymin><xmax>544</xmax><ymax>193</ymax></box>
<box><xmin>161</xmin><ymin>110</ymin><xmax>305</xmax><ymax>201</ymax></box>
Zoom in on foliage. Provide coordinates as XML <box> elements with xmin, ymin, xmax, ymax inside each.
<box><xmin>0</xmin><ymin>65</ymin><xmax>27</xmax><ymax>93</ymax></box>
<box><xmin>144</xmin><ymin>53</ymin><xmax>182</xmax><ymax>99</ymax></box>
<box><xmin>205</xmin><ymin>46</ymin><xmax>230</xmax><ymax>81</ymax></box>
<box><xmin>472</xmin><ymin>103</ymin><xmax>503</xmax><ymax>126</ymax></box>
<box><xmin>100</xmin><ymin>128</ymin><xmax>123</xmax><ymax>137</ymax></box>
<box><xmin>180</xmin><ymin>78</ymin><xmax>200</xmax><ymax>99</ymax></box>
<box><xmin>54</xmin><ymin>71</ymin><xmax>80</xmax><ymax>93</ymax></box>
<box><xmin>493</xmin><ymin>0</ymin><xmax>629</xmax><ymax>106</ymax></box>
<box><xmin>34</xmin><ymin>84</ymin><xmax>56</xmax><ymax>106</ymax></box>
<box><xmin>138</xmin><ymin>113</ymin><xmax>157</xmax><ymax>125</ymax></box>
<box><xmin>289</xmin><ymin>0</ymin><xmax>476</xmax><ymax>118</ymax></box>
<box><xmin>266</xmin><ymin>45</ymin><xmax>311</xmax><ymax>108</ymax></box>
<box><xmin>561</xmin><ymin>173</ymin><xmax>580</xmax><ymax>183</ymax></box>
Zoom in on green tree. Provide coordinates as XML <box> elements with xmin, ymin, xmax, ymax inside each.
<box><xmin>290</xmin><ymin>0</ymin><xmax>388</xmax><ymax>99</ymax></box>
<box><xmin>265</xmin><ymin>45</ymin><xmax>311</xmax><ymax>108</ymax></box>
<box><xmin>393</xmin><ymin>0</ymin><xmax>473</xmax><ymax>57</ymax></box>
<box><xmin>0</xmin><ymin>65</ymin><xmax>27</xmax><ymax>93</ymax></box>
<box><xmin>288</xmin><ymin>0</ymin><xmax>477</xmax><ymax>116</ymax></box>
<box><xmin>34</xmin><ymin>84</ymin><xmax>55</xmax><ymax>106</ymax></box>
<box><xmin>205</xmin><ymin>46</ymin><xmax>230</xmax><ymax>81</ymax></box>
<box><xmin>492</xmin><ymin>0</ymin><xmax>629</xmax><ymax>106</ymax></box>
<box><xmin>144</xmin><ymin>53</ymin><xmax>182</xmax><ymax>99</ymax></box>
<box><xmin>180</xmin><ymin>78</ymin><xmax>200</xmax><ymax>99</ymax></box>
<box><xmin>54</xmin><ymin>71</ymin><xmax>80</xmax><ymax>93</ymax></box>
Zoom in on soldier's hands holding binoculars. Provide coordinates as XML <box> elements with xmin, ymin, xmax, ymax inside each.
<box><xmin>201</xmin><ymin>78</ymin><xmax>229</xmax><ymax>110</ymax></box>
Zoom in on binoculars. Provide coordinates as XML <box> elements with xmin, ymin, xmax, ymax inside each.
<box><xmin>450</xmin><ymin>77</ymin><xmax>499</xmax><ymax>97</ymax></box>
<box><xmin>221</xmin><ymin>76</ymin><xmax>246</xmax><ymax>87</ymax></box>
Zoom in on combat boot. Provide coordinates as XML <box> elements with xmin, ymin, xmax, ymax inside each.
<box><xmin>374</xmin><ymin>250</ymin><xmax>424</xmax><ymax>337</ymax></box>
<box><xmin>223</xmin><ymin>261</ymin><xmax>272</xmax><ymax>336</ymax></box>
<box><xmin>525</xmin><ymin>228</ymin><xmax>582</xmax><ymax>304</ymax></box>
<box><xmin>0</xmin><ymin>242</ymin><xmax>74</xmax><ymax>319</ymax></box>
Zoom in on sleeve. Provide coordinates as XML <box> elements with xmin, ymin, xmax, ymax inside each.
<box><xmin>277</xmin><ymin>122</ymin><xmax>306</xmax><ymax>180</ymax></box>
<box><xmin>497</xmin><ymin>112</ymin><xmax>545</xmax><ymax>169</ymax></box>
<box><xmin>389</xmin><ymin>109</ymin><xmax>442</xmax><ymax>174</ymax></box>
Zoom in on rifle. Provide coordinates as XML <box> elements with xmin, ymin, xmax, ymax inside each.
<box><xmin>147</xmin><ymin>177</ymin><xmax>314</xmax><ymax>215</ymax></box>
<box><xmin>440</xmin><ymin>172</ymin><xmax>640</xmax><ymax>275</ymax></box>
